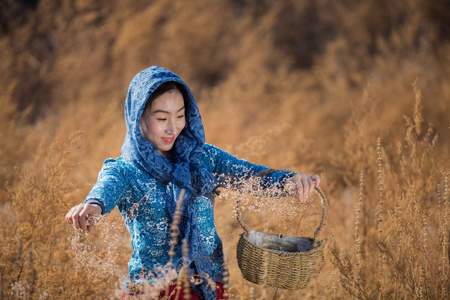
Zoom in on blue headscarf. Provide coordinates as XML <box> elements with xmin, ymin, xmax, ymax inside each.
<box><xmin>121</xmin><ymin>65</ymin><xmax>217</xmax><ymax>197</ymax></box>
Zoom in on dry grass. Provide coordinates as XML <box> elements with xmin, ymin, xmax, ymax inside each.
<box><xmin>1</xmin><ymin>0</ymin><xmax>449</xmax><ymax>299</ymax></box>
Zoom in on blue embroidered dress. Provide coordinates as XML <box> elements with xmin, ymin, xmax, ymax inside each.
<box><xmin>84</xmin><ymin>66</ymin><xmax>296</xmax><ymax>299</ymax></box>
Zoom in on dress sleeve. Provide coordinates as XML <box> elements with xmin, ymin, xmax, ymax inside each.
<box><xmin>83</xmin><ymin>158</ymin><xmax>132</xmax><ymax>215</ymax></box>
<box><xmin>203</xmin><ymin>144</ymin><xmax>297</xmax><ymax>197</ymax></box>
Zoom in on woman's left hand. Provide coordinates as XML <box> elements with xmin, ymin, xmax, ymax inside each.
<box><xmin>293</xmin><ymin>173</ymin><xmax>320</xmax><ymax>203</ymax></box>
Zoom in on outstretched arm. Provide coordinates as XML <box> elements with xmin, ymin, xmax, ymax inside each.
<box><xmin>65</xmin><ymin>157</ymin><xmax>131</xmax><ymax>231</ymax></box>
<box><xmin>204</xmin><ymin>144</ymin><xmax>320</xmax><ymax>201</ymax></box>
<box><xmin>82</xmin><ymin>158</ymin><xmax>131</xmax><ymax>214</ymax></box>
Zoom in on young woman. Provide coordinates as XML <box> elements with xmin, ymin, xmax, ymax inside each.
<box><xmin>65</xmin><ymin>66</ymin><xmax>320</xmax><ymax>300</ymax></box>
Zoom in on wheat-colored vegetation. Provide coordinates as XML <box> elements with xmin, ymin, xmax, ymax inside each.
<box><xmin>1</xmin><ymin>0</ymin><xmax>449</xmax><ymax>299</ymax></box>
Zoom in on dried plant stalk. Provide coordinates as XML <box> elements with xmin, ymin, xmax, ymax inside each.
<box><xmin>354</xmin><ymin>169</ymin><xmax>364</xmax><ymax>297</ymax></box>
<box><xmin>441</xmin><ymin>173</ymin><xmax>449</xmax><ymax>299</ymax></box>
<box><xmin>167</xmin><ymin>189</ymin><xmax>186</xmax><ymax>266</ymax></box>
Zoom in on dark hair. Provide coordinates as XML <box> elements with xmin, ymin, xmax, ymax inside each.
<box><xmin>149</xmin><ymin>82</ymin><xmax>187</xmax><ymax>105</ymax></box>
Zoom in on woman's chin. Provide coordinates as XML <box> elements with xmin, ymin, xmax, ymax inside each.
<box><xmin>158</xmin><ymin>144</ymin><xmax>174</xmax><ymax>152</ymax></box>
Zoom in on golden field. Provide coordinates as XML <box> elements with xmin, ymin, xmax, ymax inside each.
<box><xmin>0</xmin><ymin>0</ymin><xmax>449</xmax><ymax>299</ymax></box>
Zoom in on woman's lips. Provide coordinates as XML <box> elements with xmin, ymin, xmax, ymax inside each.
<box><xmin>161</xmin><ymin>136</ymin><xmax>175</xmax><ymax>144</ymax></box>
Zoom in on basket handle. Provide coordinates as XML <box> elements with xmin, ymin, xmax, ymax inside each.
<box><xmin>235</xmin><ymin>172</ymin><xmax>329</xmax><ymax>240</ymax></box>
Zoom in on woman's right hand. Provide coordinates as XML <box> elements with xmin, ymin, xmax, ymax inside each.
<box><xmin>65</xmin><ymin>203</ymin><xmax>102</xmax><ymax>232</ymax></box>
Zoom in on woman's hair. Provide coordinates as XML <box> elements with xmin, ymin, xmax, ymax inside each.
<box><xmin>148</xmin><ymin>82</ymin><xmax>188</xmax><ymax>106</ymax></box>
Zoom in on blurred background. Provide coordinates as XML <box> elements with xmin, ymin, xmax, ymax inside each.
<box><xmin>0</xmin><ymin>0</ymin><xmax>449</xmax><ymax>299</ymax></box>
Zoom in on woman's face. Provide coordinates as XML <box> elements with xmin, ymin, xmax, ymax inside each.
<box><xmin>140</xmin><ymin>89</ymin><xmax>186</xmax><ymax>155</ymax></box>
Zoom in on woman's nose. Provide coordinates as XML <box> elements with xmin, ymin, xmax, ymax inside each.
<box><xmin>165</xmin><ymin>120</ymin><xmax>175</xmax><ymax>134</ymax></box>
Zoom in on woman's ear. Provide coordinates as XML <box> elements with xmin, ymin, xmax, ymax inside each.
<box><xmin>140</xmin><ymin>116</ymin><xmax>148</xmax><ymax>136</ymax></box>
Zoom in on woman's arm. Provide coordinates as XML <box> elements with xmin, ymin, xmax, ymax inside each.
<box><xmin>65</xmin><ymin>157</ymin><xmax>131</xmax><ymax>232</ymax></box>
<box><xmin>83</xmin><ymin>157</ymin><xmax>132</xmax><ymax>214</ymax></box>
<box><xmin>204</xmin><ymin>144</ymin><xmax>298</xmax><ymax>197</ymax></box>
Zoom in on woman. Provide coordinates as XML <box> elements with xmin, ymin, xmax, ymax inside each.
<box><xmin>65</xmin><ymin>66</ymin><xmax>320</xmax><ymax>300</ymax></box>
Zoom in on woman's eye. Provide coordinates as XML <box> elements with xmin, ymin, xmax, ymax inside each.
<box><xmin>177</xmin><ymin>115</ymin><xmax>185</xmax><ymax>119</ymax></box>
<box><xmin>157</xmin><ymin>118</ymin><xmax>167</xmax><ymax>121</ymax></box>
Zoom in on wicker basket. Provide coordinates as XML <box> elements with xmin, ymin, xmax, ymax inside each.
<box><xmin>236</xmin><ymin>187</ymin><xmax>328</xmax><ymax>290</ymax></box>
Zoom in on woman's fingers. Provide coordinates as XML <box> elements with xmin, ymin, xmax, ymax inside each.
<box><xmin>71</xmin><ymin>204</ymin><xmax>84</xmax><ymax>230</ymax></box>
<box><xmin>306</xmin><ymin>177</ymin><xmax>314</xmax><ymax>198</ymax></box>
<box><xmin>78</xmin><ymin>206</ymin><xmax>89</xmax><ymax>231</ymax></box>
<box><xmin>66</xmin><ymin>205</ymin><xmax>81</xmax><ymax>226</ymax></box>
<box><xmin>311</xmin><ymin>175</ymin><xmax>320</xmax><ymax>188</ymax></box>
<box><xmin>296</xmin><ymin>174</ymin><xmax>321</xmax><ymax>204</ymax></box>
<box><xmin>307</xmin><ymin>177</ymin><xmax>314</xmax><ymax>199</ymax></box>
<box><xmin>296</xmin><ymin>176</ymin><xmax>304</xmax><ymax>203</ymax></box>
<box><xmin>71</xmin><ymin>211</ymin><xmax>80</xmax><ymax>230</ymax></box>
<box><xmin>297</xmin><ymin>175</ymin><xmax>309</xmax><ymax>203</ymax></box>
<box><xmin>300</xmin><ymin>176</ymin><xmax>308</xmax><ymax>203</ymax></box>
<box><xmin>65</xmin><ymin>206</ymin><xmax>76</xmax><ymax>224</ymax></box>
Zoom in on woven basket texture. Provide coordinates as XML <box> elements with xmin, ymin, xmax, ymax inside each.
<box><xmin>237</xmin><ymin>232</ymin><xmax>324</xmax><ymax>289</ymax></box>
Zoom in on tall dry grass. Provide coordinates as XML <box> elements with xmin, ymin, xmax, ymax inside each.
<box><xmin>1</xmin><ymin>0</ymin><xmax>449</xmax><ymax>299</ymax></box>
